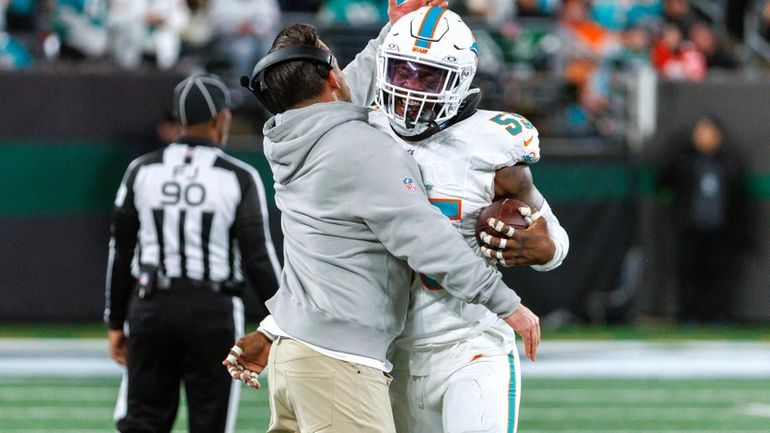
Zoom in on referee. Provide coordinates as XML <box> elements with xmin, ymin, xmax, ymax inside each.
<box><xmin>104</xmin><ymin>74</ymin><xmax>281</xmax><ymax>433</ymax></box>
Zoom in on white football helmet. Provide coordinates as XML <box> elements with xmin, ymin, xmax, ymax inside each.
<box><xmin>376</xmin><ymin>7</ymin><xmax>478</xmax><ymax>136</ymax></box>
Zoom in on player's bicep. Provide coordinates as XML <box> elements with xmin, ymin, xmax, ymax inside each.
<box><xmin>494</xmin><ymin>164</ymin><xmax>544</xmax><ymax>208</ymax></box>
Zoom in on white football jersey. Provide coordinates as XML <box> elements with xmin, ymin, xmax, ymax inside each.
<box><xmin>369</xmin><ymin>108</ymin><xmax>541</xmax><ymax>358</ymax></box>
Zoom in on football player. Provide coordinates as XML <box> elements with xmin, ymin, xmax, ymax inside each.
<box><xmin>367</xmin><ymin>7</ymin><xmax>570</xmax><ymax>433</ymax></box>
<box><xmin>225</xmin><ymin>6</ymin><xmax>567</xmax><ymax>433</ymax></box>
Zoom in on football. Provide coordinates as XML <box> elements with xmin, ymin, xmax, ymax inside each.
<box><xmin>475</xmin><ymin>198</ymin><xmax>535</xmax><ymax>244</ymax></box>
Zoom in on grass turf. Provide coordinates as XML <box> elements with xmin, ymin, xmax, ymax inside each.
<box><xmin>1</xmin><ymin>377</ymin><xmax>768</xmax><ymax>432</ymax></box>
<box><xmin>2</xmin><ymin>322</ymin><xmax>770</xmax><ymax>341</ymax></box>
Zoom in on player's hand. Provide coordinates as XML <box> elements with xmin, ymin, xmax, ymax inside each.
<box><xmin>503</xmin><ymin>304</ymin><xmax>540</xmax><ymax>361</ymax></box>
<box><xmin>388</xmin><ymin>0</ymin><xmax>449</xmax><ymax>25</ymax></box>
<box><xmin>107</xmin><ymin>329</ymin><xmax>128</xmax><ymax>366</ymax></box>
<box><xmin>479</xmin><ymin>212</ymin><xmax>555</xmax><ymax>267</ymax></box>
<box><xmin>222</xmin><ymin>331</ymin><xmax>272</xmax><ymax>389</ymax></box>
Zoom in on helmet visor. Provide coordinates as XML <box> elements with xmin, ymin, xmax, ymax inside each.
<box><xmin>386</xmin><ymin>59</ymin><xmax>449</xmax><ymax>94</ymax></box>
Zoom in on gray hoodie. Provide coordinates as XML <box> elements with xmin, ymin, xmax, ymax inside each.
<box><xmin>263</xmin><ymin>101</ymin><xmax>521</xmax><ymax>363</ymax></box>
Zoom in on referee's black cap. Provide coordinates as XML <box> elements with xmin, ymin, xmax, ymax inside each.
<box><xmin>172</xmin><ymin>75</ymin><xmax>232</xmax><ymax>126</ymax></box>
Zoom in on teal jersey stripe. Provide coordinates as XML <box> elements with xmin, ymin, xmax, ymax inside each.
<box><xmin>415</xmin><ymin>7</ymin><xmax>445</xmax><ymax>48</ymax></box>
<box><xmin>429</xmin><ymin>199</ymin><xmax>461</xmax><ymax>219</ymax></box>
<box><xmin>507</xmin><ymin>351</ymin><xmax>517</xmax><ymax>433</ymax></box>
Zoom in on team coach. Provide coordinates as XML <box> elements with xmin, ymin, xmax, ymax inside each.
<box><xmin>229</xmin><ymin>16</ymin><xmax>540</xmax><ymax>433</ymax></box>
<box><xmin>104</xmin><ymin>74</ymin><xmax>281</xmax><ymax>433</ymax></box>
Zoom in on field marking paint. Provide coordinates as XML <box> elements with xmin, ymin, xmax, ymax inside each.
<box><xmin>744</xmin><ymin>403</ymin><xmax>770</xmax><ymax>418</ymax></box>
<box><xmin>0</xmin><ymin>386</ymin><xmax>269</xmax><ymax>402</ymax></box>
<box><xmin>0</xmin><ymin>431</ymin><xmax>267</xmax><ymax>433</ymax></box>
<box><xmin>4</xmin><ymin>339</ymin><xmax>770</xmax><ymax>378</ymax></box>
<box><xmin>522</xmin><ymin>430</ymin><xmax>770</xmax><ymax>433</ymax></box>
<box><xmin>0</xmin><ymin>387</ymin><xmax>118</xmax><ymax>401</ymax></box>
<box><xmin>518</xmin><ymin>407</ymin><xmax>750</xmax><ymax>421</ymax></box>
<box><xmin>0</xmin><ymin>406</ymin><xmax>270</xmax><ymax>421</ymax></box>
<box><xmin>524</xmin><ymin>389</ymin><xmax>770</xmax><ymax>402</ymax></box>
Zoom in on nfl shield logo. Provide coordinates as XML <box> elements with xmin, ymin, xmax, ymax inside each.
<box><xmin>402</xmin><ymin>177</ymin><xmax>417</xmax><ymax>192</ymax></box>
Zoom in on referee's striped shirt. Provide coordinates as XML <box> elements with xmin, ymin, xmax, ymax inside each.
<box><xmin>104</xmin><ymin>136</ymin><xmax>281</xmax><ymax>329</ymax></box>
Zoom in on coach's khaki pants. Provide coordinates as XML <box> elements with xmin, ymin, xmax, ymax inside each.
<box><xmin>267</xmin><ymin>338</ymin><xmax>396</xmax><ymax>433</ymax></box>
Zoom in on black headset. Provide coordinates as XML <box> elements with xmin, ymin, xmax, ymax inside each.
<box><xmin>241</xmin><ymin>45</ymin><xmax>335</xmax><ymax>114</ymax></box>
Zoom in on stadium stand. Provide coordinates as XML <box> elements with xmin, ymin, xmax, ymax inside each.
<box><xmin>1</xmin><ymin>0</ymin><xmax>764</xmax><ymax>137</ymax></box>
<box><xmin>2</xmin><ymin>1</ymin><xmax>770</xmax><ymax>324</ymax></box>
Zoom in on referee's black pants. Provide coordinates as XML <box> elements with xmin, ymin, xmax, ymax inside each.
<box><xmin>116</xmin><ymin>284</ymin><xmax>241</xmax><ymax>433</ymax></box>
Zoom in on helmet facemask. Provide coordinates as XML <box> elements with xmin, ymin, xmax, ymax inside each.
<box><xmin>376</xmin><ymin>52</ymin><xmax>475</xmax><ymax>137</ymax></box>
<box><xmin>374</xmin><ymin>6</ymin><xmax>478</xmax><ymax>137</ymax></box>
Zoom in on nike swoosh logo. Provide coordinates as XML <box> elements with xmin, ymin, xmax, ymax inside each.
<box><xmin>523</xmin><ymin>137</ymin><xmax>534</xmax><ymax>146</ymax></box>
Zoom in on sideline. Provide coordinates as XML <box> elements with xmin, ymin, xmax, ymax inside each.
<box><xmin>1</xmin><ymin>339</ymin><xmax>770</xmax><ymax>378</ymax></box>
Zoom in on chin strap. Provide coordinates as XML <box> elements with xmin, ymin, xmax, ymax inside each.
<box><xmin>454</xmin><ymin>87</ymin><xmax>482</xmax><ymax>123</ymax></box>
<box><xmin>396</xmin><ymin>88</ymin><xmax>482</xmax><ymax>142</ymax></box>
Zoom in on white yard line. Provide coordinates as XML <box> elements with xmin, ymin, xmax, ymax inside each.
<box><xmin>524</xmin><ymin>389</ymin><xmax>770</xmax><ymax>402</ymax></box>
<box><xmin>2</xmin><ymin>339</ymin><xmax>770</xmax><ymax>378</ymax></box>
<box><xmin>0</xmin><ymin>431</ymin><xmax>262</xmax><ymax>433</ymax></box>
<box><xmin>517</xmin><ymin>407</ymin><xmax>755</xmax><ymax>420</ymax></box>
<box><xmin>520</xmin><ymin>340</ymin><xmax>770</xmax><ymax>378</ymax></box>
<box><xmin>0</xmin><ymin>431</ymin><xmax>109</xmax><ymax>433</ymax></box>
<box><xmin>0</xmin><ymin>406</ymin><xmax>269</xmax><ymax>421</ymax></box>
<box><xmin>0</xmin><ymin>405</ymin><xmax>756</xmax><ymax>421</ymax></box>
<box><xmin>743</xmin><ymin>403</ymin><xmax>770</xmax><ymax>418</ymax></box>
<box><xmin>0</xmin><ymin>387</ymin><xmax>117</xmax><ymax>400</ymax></box>
<box><xmin>1</xmin><ymin>386</ymin><xmax>763</xmax><ymax>404</ymax></box>
<box><xmin>0</xmin><ymin>386</ymin><xmax>269</xmax><ymax>402</ymax></box>
<box><xmin>522</xmin><ymin>431</ymin><xmax>770</xmax><ymax>433</ymax></box>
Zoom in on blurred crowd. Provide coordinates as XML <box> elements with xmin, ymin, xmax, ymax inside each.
<box><xmin>1</xmin><ymin>0</ymin><xmax>769</xmax><ymax>136</ymax></box>
<box><xmin>454</xmin><ymin>0</ymin><xmax>767</xmax><ymax>135</ymax></box>
<box><xmin>2</xmin><ymin>1</ymin><xmax>766</xmax><ymax>73</ymax></box>
<box><xmin>0</xmin><ymin>0</ymin><xmax>281</xmax><ymax>79</ymax></box>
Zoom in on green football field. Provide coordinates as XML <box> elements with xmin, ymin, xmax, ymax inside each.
<box><xmin>2</xmin><ymin>377</ymin><xmax>769</xmax><ymax>432</ymax></box>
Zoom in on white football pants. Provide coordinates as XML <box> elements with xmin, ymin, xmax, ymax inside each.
<box><xmin>391</xmin><ymin>349</ymin><xmax>521</xmax><ymax>433</ymax></box>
